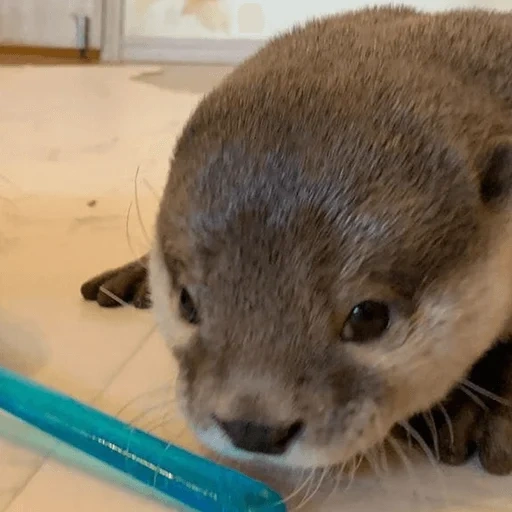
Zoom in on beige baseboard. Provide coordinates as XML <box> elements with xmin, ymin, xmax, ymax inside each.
<box><xmin>121</xmin><ymin>36</ymin><xmax>265</xmax><ymax>65</ymax></box>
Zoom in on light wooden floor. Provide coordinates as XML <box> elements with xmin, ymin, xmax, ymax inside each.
<box><xmin>1</xmin><ymin>64</ymin><xmax>512</xmax><ymax>512</ymax></box>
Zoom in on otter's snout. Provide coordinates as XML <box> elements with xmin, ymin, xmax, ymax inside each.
<box><xmin>213</xmin><ymin>417</ymin><xmax>304</xmax><ymax>455</ymax></box>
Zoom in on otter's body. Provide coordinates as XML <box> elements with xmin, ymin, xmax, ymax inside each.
<box><xmin>82</xmin><ymin>7</ymin><xmax>512</xmax><ymax>474</ymax></box>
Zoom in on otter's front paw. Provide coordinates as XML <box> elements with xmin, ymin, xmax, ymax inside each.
<box><xmin>477</xmin><ymin>406</ymin><xmax>512</xmax><ymax>475</ymax></box>
<box><xmin>410</xmin><ymin>340</ymin><xmax>512</xmax><ymax>475</ymax></box>
<box><xmin>80</xmin><ymin>256</ymin><xmax>151</xmax><ymax>309</ymax></box>
<box><xmin>434</xmin><ymin>391</ymin><xmax>512</xmax><ymax>475</ymax></box>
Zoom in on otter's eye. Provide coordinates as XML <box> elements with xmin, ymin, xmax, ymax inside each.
<box><xmin>179</xmin><ymin>288</ymin><xmax>199</xmax><ymax>324</ymax></box>
<box><xmin>342</xmin><ymin>301</ymin><xmax>389</xmax><ymax>342</ymax></box>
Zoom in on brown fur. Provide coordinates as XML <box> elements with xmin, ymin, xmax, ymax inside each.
<box><xmin>82</xmin><ymin>6</ymin><xmax>512</xmax><ymax>473</ymax></box>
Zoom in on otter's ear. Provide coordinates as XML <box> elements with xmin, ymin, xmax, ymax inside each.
<box><xmin>479</xmin><ymin>139</ymin><xmax>512</xmax><ymax>208</ymax></box>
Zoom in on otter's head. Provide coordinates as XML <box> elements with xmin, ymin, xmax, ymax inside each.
<box><xmin>148</xmin><ymin>61</ymin><xmax>512</xmax><ymax>468</ymax></box>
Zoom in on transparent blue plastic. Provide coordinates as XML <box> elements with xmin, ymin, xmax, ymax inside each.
<box><xmin>0</xmin><ymin>366</ymin><xmax>286</xmax><ymax>512</ymax></box>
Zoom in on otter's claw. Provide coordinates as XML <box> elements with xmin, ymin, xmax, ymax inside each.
<box><xmin>80</xmin><ymin>256</ymin><xmax>151</xmax><ymax>309</ymax></box>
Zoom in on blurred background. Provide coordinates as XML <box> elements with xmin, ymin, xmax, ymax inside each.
<box><xmin>1</xmin><ymin>0</ymin><xmax>511</xmax><ymax>66</ymax></box>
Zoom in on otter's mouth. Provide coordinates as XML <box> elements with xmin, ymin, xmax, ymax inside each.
<box><xmin>180</xmin><ymin>396</ymin><xmax>395</xmax><ymax>471</ymax></box>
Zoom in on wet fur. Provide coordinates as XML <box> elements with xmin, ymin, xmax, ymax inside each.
<box><xmin>82</xmin><ymin>6</ymin><xmax>512</xmax><ymax>473</ymax></box>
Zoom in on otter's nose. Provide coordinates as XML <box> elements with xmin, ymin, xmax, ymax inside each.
<box><xmin>216</xmin><ymin>418</ymin><xmax>303</xmax><ymax>455</ymax></box>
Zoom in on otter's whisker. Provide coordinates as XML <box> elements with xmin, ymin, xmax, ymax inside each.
<box><xmin>298</xmin><ymin>469</ymin><xmax>319</xmax><ymax>510</ymax></box>
<box><xmin>281</xmin><ymin>467</ymin><xmax>315</xmax><ymax>507</ymax></box>
<box><xmin>152</xmin><ymin>440</ymin><xmax>172</xmax><ymax>488</ymax></box>
<box><xmin>364</xmin><ymin>449</ymin><xmax>383</xmax><ymax>481</ymax></box>
<box><xmin>296</xmin><ymin>466</ymin><xmax>328</xmax><ymax>510</ymax></box>
<box><xmin>437</xmin><ymin>402</ymin><xmax>454</xmax><ymax>446</ymax></box>
<box><xmin>115</xmin><ymin>382</ymin><xmax>173</xmax><ymax>417</ymax></box>
<box><xmin>462</xmin><ymin>379</ymin><xmax>511</xmax><ymax>407</ymax></box>
<box><xmin>368</xmin><ymin>443</ymin><xmax>388</xmax><ymax>480</ymax></box>
<box><xmin>342</xmin><ymin>454</ymin><xmax>363</xmax><ymax>493</ymax></box>
<box><xmin>378</xmin><ymin>441</ymin><xmax>390</xmax><ymax>475</ymax></box>
<box><xmin>353</xmin><ymin>453</ymin><xmax>365</xmax><ymax>474</ymax></box>
<box><xmin>124</xmin><ymin>200</ymin><xmax>145</xmax><ymax>263</ymax></box>
<box><xmin>294</xmin><ymin>468</ymin><xmax>321</xmax><ymax>510</ymax></box>
<box><xmin>386</xmin><ymin>435</ymin><xmax>424</xmax><ymax>501</ymax></box>
<box><xmin>125</xmin><ymin>399</ymin><xmax>176</xmax><ymax>428</ymax></box>
<box><xmin>142</xmin><ymin>177</ymin><xmax>162</xmax><ymax>202</ymax></box>
<box><xmin>134</xmin><ymin>165</ymin><xmax>152</xmax><ymax>246</ymax></box>
<box><xmin>371</xmin><ymin>411</ymin><xmax>391</xmax><ymax>474</ymax></box>
<box><xmin>398</xmin><ymin>421</ymin><xmax>449</xmax><ymax>505</ymax></box>
<box><xmin>422</xmin><ymin>411</ymin><xmax>440</xmax><ymax>460</ymax></box>
<box><xmin>325</xmin><ymin>462</ymin><xmax>346</xmax><ymax>503</ymax></box>
<box><xmin>398</xmin><ymin>421</ymin><xmax>439</xmax><ymax>469</ymax></box>
<box><xmin>142</xmin><ymin>412</ymin><xmax>181</xmax><ymax>434</ymax></box>
<box><xmin>98</xmin><ymin>285</ymin><xmax>131</xmax><ymax>308</ymax></box>
<box><xmin>174</xmin><ymin>427</ymin><xmax>191</xmax><ymax>447</ymax></box>
<box><xmin>458</xmin><ymin>385</ymin><xmax>488</xmax><ymax>411</ymax></box>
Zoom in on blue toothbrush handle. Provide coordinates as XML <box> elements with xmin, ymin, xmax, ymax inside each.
<box><xmin>0</xmin><ymin>366</ymin><xmax>285</xmax><ymax>511</ymax></box>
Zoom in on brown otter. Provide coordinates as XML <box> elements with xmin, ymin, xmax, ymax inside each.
<box><xmin>81</xmin><ymin>6</ymin><xmax>512</xmax><ymax>475</ymax></box>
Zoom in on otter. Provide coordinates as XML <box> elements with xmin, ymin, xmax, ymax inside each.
<box><xmin>81</xmin><ymin>6</ymin><xmax>512</xmax><ymax>475</ymax></box>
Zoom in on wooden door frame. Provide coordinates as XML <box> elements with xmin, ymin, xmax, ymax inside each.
<box><xmin>101</xmin><ymin>0</ymin><xmax>124</xmax><ymax>61</ymax></box>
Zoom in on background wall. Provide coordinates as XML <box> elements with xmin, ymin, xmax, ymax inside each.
<box><xmin>123</xmin><ymin>0</ymin><xmax>512</xmax><ymax>40</ymax></box>
<box><xmin>0</xmin><ymin>0</ymin><xmax>102</xmax><ymax>49</ymax></box>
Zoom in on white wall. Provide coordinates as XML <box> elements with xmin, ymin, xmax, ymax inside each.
<box><xmin>0</xmin><ymin>0</ymin><xmax>102</xmax><ymax>48</ymax></box>
<box><xmin>238</xmin><ymin>0</ymin><xmax>510</xmax><ymax>37</ymax></box>
<box><xmin>124</xmin><ymin>0</ymin><xmax>512</xmax><ymax>40</ymax></box>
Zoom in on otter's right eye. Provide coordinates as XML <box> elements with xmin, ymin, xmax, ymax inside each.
<box><xmin>179</xmin><ymin>288</ymin><xmax>199</xmax><ymax>324</ymax></box>
<box><xmin>341</xmin><ymin>301</ymin><xmax>389</xmax><ymax>342</ymax></box>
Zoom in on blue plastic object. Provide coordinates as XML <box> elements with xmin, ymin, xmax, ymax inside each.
<box><xmin>0</xmin><ymin>366</ymin><xmax>286</xmax><ymax>511</ymax></box>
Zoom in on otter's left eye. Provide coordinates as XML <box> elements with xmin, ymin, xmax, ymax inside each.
<box><xmin>341</xmin><ymin>301</ymin><xmax>389</xmax><ymax>342</ymax></box>
<box><xmin>179</xmin><ymin>288</ymin><xmax>199</xmax><ymax>324</ymax></box>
